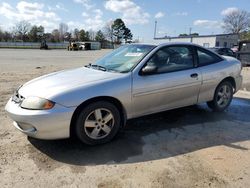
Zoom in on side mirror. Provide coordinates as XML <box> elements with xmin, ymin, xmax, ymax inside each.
<box><xmin>141</xmin><ymin>65</ymin><xmax>158</xmax><ymax>75</ymax></box>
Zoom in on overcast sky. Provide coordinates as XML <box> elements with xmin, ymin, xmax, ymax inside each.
<box><xmin>0</xmin><ymin>0</ymin><xmax>249</xmax><ymax>42</ymax></box>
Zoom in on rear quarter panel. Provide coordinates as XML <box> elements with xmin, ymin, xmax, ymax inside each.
<box><xmin>198</xmin><ymin>57</ymin><xmax>242</xmax><ymax>103</ymax></box>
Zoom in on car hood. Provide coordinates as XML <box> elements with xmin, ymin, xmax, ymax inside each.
<box><xmin>19</xmin><ymin>67</ymin><xmax>122</xmax><ymax>99</ymax></box>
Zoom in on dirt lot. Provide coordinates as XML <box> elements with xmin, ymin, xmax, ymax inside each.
<box><xmin>1</xmin><ymin>49</ymin><xmax>250</xmax><ymax>188</ymax></box>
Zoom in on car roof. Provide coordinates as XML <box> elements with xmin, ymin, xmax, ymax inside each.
<box><xmin>128</xmin><ymin>42</ymin><xmax>226</xmax><ymax>60</ymax></box>
<box><xmin>131</xmin><ymin>42</ymin><xmax>204</xmax><ymax>48</ymax></box>
<box><xmin>209</xmin><ymin>47</ymin><xmax>222</xmax><ymax>49</ymax></box>
<box><xmin>209</xmin><ymin>47</ymin><xmax>231</xmax><ymax>49</ymax></box>
<box><xmin>130</xmin><ymin>42</ymin><xmax>224</xmax><ymax>53</ymax></box>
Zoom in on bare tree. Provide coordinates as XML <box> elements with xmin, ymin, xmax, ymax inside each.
<box><xmin>59</xmin><ymin>23</ymin><xmax>69</xmax><ymax>41</ymax></box>
<box><xmin>88</xmin><ymin>29</ymin><xmax>96</xmax><ymax>41</ymax></box>
<box><xmin>223</xmin><ymin>9</ymin><xmax>250</xmax><ymax>34</ymax></box>
<box><xmin>103</xmin><ymin>21</ymin><xmax>113</xmax><ymax>42</ymax></box>
<box><xmin>73</xmin><ymin>28</ymin><xmax>80</xmax><ymax>41</ymax></box>
<box><xmin>14</xmin><ymin>21</ymin><xmax>31</xmax><ymax>41</ymax></box>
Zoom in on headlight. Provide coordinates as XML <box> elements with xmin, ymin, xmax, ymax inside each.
<box><xmin>20</xmin><ymin>97</ymin><xmax>55</xmax><ymax>110</ymax></box>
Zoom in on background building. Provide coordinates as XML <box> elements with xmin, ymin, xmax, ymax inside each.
<box><xmin>154</xmin><ymin>34</ymin><xmax>239</xmax><ymax>48</ymax></box>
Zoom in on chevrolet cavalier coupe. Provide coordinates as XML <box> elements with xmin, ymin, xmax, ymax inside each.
<box><xmin>5</xmin><ymin>43</ymin><xmax>242</xmax><ymax>145</ymax></box>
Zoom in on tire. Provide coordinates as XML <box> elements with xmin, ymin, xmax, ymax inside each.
<box><xmin>207</xmin><ymin>81</ymin><xmax>233</xmax><ymax>112</ymax></box>
<box><xmin>75</xmin><ymin>101</ymin><xmax>121</xmax><ymax>145</ymax></box>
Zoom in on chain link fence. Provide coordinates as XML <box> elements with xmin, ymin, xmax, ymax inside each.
<box><xmin>0</xmin><ymin>42</ymin><xmax>68</xmax><ymax>49</ymax></box>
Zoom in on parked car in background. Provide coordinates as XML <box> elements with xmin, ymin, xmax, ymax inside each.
<box><xmin>5</xmin><ymin>43</ymin><xmax>242</xmax><ymax>145</ymax></box>
<box><xmin>237</xmin><ymin>40</ymin><xmax>250</xmax><ymax>66</ymax></box>
<box><xmin>231</xmin><ymin>45</ymin><xmax>239</xmax><ymax>53</ymax></box>
<box><xmin>209</xmin><ymin>47</ymin><xmax>236</xmax><ymax>58</ymax></box>
<box><xmin>79</xmin><ymin>43</ymin><xmax>85</xmax><ymax>50</ymax></box>
<box><xmin>67</xmin><ymin>41</ymin><xmax>79</xmax><ymax>51</ymax></box>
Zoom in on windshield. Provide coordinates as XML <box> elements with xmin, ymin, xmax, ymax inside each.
<box><xmin>91</xmin><ymin>44</ymin><xmax>156</xmax><ymax>73</ymax></box>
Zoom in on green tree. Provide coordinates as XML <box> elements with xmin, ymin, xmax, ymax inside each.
<box><xmin>179</xmin><ymin>33</ymin><xmax>199</xmax><ymax>37</ymax></box>
<box><xmin>179</xmin><ymin>33</ymin><xmax>188</xmax><ymax>37</ymax></box>
<box><xmin>79</xmin><ymin>29</ymin><xmax>86</xmax><ymax>41</ymax></box>
<box><xmin>85</xmin><ymin>31</ymin><xmax>90</xmax><ymax>41</ymax></box>
<box><xmin>111</xmin><ymin>18</ymin><xmax>133</xmax><ymax>44</ymax></box>
<box><xmin>240</xmin><ymin>31</ymin><xmax>250</xmax><ymax>40</ymax></box>
<box><xmin>28</xmin><ymin>25</ymin><xmax>44</xmax><ymax>42</ymax></box>
<box><xmin>28</xmin><ymin>26</ymin><xmax>38</xmax><ymax>42</ymax></box>
<box><xmin>112</xmin><ymin>18</ymin><xmax>126</xmax><ymax>44</ymax></box>
<box><xmin>37</xmin><ymin>26</ymin><xmax>44</xmax><ymax>34</ymax></box>
<box><xmin>191</xmin><ymin>33</ymin><xmax>199</xmax><ymax>36</ymax></box>
<box><xmin>123</xmin><ymin>27</ymin><xmax>133</xmax><ymax>43</ymax></box>
<box><xmin>95</xmin><ymin>30</ymin><xmax>105</xmax><ymax>42</ymax></box>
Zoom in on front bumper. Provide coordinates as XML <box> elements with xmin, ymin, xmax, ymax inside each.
<box><xmin>5</xmin><ymin>98</ymin><xmax>76</xmax><ymax>140</ymax></box>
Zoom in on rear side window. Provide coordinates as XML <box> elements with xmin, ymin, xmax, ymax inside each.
<box><xmin>197</xmin><ymin>47</ymin><xmax>223</xmax><ymax>67</ymax></box>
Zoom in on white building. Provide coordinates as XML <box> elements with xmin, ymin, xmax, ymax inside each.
<box><xmin>154</xmin><ymin>34</ymin><xmax>239</xmax><ymax>48</ymax></box>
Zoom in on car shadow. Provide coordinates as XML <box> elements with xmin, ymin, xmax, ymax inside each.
<box><xmin>28</xmin><ymin>97</ymin><xmax>250</xmax><ymax>166</ymax></box>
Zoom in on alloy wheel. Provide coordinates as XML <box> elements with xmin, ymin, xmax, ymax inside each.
<box><xmin>84</xmin><ymin>108</ymin><xmax>115</xmax><ymax>140</ymax></box>
<box><xmin>216</xmin><ymin>85</ymin><xmax>232</xmax><ymax>108</ymax></box>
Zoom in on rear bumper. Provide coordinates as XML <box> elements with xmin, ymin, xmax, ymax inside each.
<box><xmin>5</xmin><ymin>98</ymin><xmax>76</xmax><ymax>140</ymax></box>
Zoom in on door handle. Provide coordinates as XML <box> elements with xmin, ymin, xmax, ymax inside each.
<box><xmin>190</xmin><ymin>73</ymin><xmax>198</xmax><ymax>78</ymax></box>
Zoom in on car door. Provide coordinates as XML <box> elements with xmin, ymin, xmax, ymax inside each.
<box><xmin>131</xmin><ymin>45</ymin><xmax>202</xmax><ymax>117</ymax></box>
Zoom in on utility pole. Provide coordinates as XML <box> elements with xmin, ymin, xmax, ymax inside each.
<box><xmin>154</xmin><ymin>21</ymin><xmax>157</xmax><ymax>39</ymax></box>
<box><xmin>189</xmin><ymin>27</ymin><xmax>193</xmax><ymax>43</ymax></box>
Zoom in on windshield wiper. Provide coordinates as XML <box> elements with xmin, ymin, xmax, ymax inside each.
<box><xmin>85</xmin><ymin>64</ymin><xmax>107</xmax><ymax>71</ymax></box>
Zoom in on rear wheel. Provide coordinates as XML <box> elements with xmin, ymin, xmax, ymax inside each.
<box><xmin>75</xmin><ymin>101</ymin><xmax>121</xmax><ymax>145</ymax></box>
<box><xmin>207</xmin><ymin>81</ymin><xmax>233</xmax><ymax>112</ymax></box>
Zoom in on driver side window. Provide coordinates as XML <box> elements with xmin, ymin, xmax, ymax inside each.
<box><xmin>146</xmin><ymin>46</ymin><xmax>194</xmax><ymax>74</ymax></box>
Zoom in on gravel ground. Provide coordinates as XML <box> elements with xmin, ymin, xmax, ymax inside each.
<box><xmin>1</xmin><ymin>49</ymin><xmax>250</xmax><ymax>188</ymax></box>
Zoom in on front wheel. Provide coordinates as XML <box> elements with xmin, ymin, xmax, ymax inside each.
<box><xmin>207</xmin><ymin>81</ymin><xmax>233</xmax><ymax>112</ymax></box>
<box><xmin>75</xmin><ymin>101</ymin><xmax>121</xmax><ymax>145</ymax></box>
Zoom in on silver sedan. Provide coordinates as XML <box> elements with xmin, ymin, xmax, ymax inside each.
<box><xmin>5</xmin><ymin>43</ymin><xmax>242</xmax><ymax>145</ymax></box>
